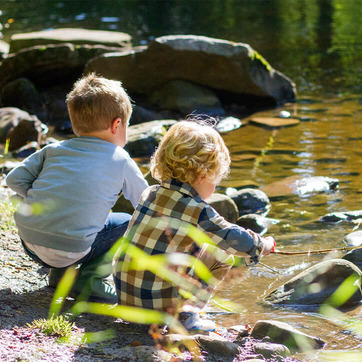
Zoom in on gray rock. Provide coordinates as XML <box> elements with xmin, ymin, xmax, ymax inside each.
<box><xmin>251</xmin><ymin>320</ymin><xmax>325</xmax><ymax>352</ymax></box>
<box><xmin>9</xmin><ymin>28</ymin><xmax>132</xmax><ymax>53</ymax></box>
<box><xmin>229</xmin><ymin>188</ymin><xmax>271</xmax><ymax>216</ymax></box>
<box><xmin>215</xmin><ymin>116</ymin><xmax>243</xmax><ymax>133</ymax></box>
<box><xmin>235</xmin><ymin>214</ymin><xmax>279</xmax><ymax>235</ymax></box>
<box><xmin>206</xmin><ymin>193</ymin><xmax>239</xmax><ymax>223</ymax></box>
<box><xmin>264</xmin><ymin>259</ymin><xmax>362</xmax><ymax>306</ymax></box>
<box><xmin>0</xmin><ymin>43</ymin><xmax>128</xmax><ymax>89</ymax></box>
<box><xmin>320</xmin><ymin>210</ymin><xmax>362</xmax><ymax>223</ymax></box>
<box><xmin>0</xmin><ymin>107</ymin><xmax>48</xmax><ymax>151</ymax></box>
<box><xmin>344</xmin><ymin>230</ymin><xmax>362</xmax><ymax>247</ymax></box>
<box><xmin>251</xmin><ymin>341</ymin><xmax>291</xmax><ymax>359</ymax></box>
<box><xmin>85</xmin><ymin>35</ymin><xmax>296</xmax><ymax>105</ymax></box>
<box><xmin>125</xmin><ymin>119</ymin><xmax>176</xmax><ymax>158</ymax></box>
<box><xmin>150</xmin><ymin>79</ymin><xmax>225</xmax><ymax>116</ymax></box>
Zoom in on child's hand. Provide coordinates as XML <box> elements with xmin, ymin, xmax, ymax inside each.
<box><xmin>261</xmin><ymin>236</ymin><xmax>276</xmax><ymax>256</ymax></box>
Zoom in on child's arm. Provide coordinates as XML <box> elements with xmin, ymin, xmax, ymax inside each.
<box><xmin>121</xmin><ymin>157</ymin><xmax>149</xmax><ymax>208</ymax></box>
<box><xmin>5</xmin><ymin>149</ymin><xmax>45</xmax><ymax>198</ymax></box>
<box><xmin>198</xmin><ymin>205</ymin><xmax>274</xmax><ymax>260</ymax></box>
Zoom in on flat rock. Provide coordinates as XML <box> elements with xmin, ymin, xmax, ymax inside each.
<box><xmin>9</xmin><ymin>28</ymin><xmax>132</xmax><ymax>53</ymax></box>
<box><xmin>251</xmin><ymin>320</ymin><xmax>325</xmax><ymax>352</ymax></box>
<box><xmin>249</xmin><ymin>116</ymin><xmax>300</xmax><ymax>128</ymax></box>
<box><xmin>320</xmin><ymin>210</ymin><xmax>362</xmax><ymax>223</ymax></box>
<box><xmin>261</xmin><ymin>175</ymin><xmax>339</xmax><ymax>198</ymax></box>
<box><xmin>0</xmin><ymin>43</ymin><xmax>128</xmax><ymax>88</ymax></box>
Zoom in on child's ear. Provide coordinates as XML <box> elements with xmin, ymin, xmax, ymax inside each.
<box><xmin>111</xmin><ymin>117</ymin><xmax>122</xmax><ymax>134</ymax></box>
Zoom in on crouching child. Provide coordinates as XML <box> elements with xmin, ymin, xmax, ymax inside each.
<box><xmin>113</xmin><ymin>118</ymin><xmax>275</xmax><ymax>331</ymax></box>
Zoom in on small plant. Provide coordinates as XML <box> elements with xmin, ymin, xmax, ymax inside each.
<box><xmin>27</xmin><ymin>315</ymin><xmax>75</xmax><ymax>341</ymax></box>
<box><xmin>0</xmin><ymin>198</ymin><xmax>17</xmax><ymax>231</ymax></box>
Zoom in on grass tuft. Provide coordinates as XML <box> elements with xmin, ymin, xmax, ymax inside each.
<box><xmin>27</xmin><ymin>315</ymin><xmax>75</xmax><ymax>341</ymax></box>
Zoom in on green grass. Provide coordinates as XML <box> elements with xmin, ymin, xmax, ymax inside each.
<box><xmin>27</xmin><ymin>315</ymin><xmax>76</xmax><ymax>342</ymax></box>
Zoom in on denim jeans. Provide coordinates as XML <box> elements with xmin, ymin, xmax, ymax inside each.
<box><xmin>21</xmin><ymin>212</ymin><xmax>131</xmax><ymax>269</ymax></box>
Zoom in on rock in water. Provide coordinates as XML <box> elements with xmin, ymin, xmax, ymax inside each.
<box><xmin>206</xmin><ymin>193</ymin><xmax>239</xmax><ymax>223</ymax></box>
<box><xmin>265</xmin><ymin>259</ymin><xmax>362</xmax><ymax>306</ymax></box>
<box><xmin>251</xmin><ymin>320</ymin><xmax>325</xmax><ymax>352</ymax></box>
<box><xmin>229</xmin><ymin>188</ymin><xmax>271</xmax><ymax>216</ymax></box>
<box><xmin>235</xmin><ymin>214</ymin><xmax>279</xmax><ymax>235</ymax></box>
<box><xmin>85</xmin><ymin>35</ymin><xmax>296</xmax><ymax>105</ymax></box>
<box><xmin>320</xmin><ymin>210</ymin><xmax>362</xmax><ymax>223</ymax></box>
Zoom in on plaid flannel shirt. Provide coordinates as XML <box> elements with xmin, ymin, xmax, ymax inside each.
<box><xmin>113</xmin><ymin>179</ymin><xmax>264</xmax><ymax>311</ymax></box>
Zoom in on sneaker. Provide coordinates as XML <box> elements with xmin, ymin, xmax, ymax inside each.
<box><xmin>179</xmin><ymin>311</ymin><xmax>216</xmax><ymax>332</ymax></box>
<box><xmin>48</xmin><ymin>269</ymin><xmax>117</xmax><ymax>304</ymax></box>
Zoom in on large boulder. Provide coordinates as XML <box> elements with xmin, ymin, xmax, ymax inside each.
<box><xmin>0</xmin><ymin>43</ymin><xmax>128</xmax><ymax>89</ymax></box>
<box><xmin>149</xmin><ymin>79</ymin><xmax>225</xmax><ymax>116</ymax></box>
<box><xmin>264</xmin><ymin>259</ymin><xmax>362</xmax><ymax>306</ymax></box>
<box><xmin>9</xmin><ymin>28</ymin><xmax>132</xmax><ymax>53</ymax></box>
<box><xmin>85</xmin><ymin>35</ymin><xmax>296</xmax><ymax>106</ymax></box>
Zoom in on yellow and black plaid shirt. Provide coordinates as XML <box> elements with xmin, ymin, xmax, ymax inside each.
<box><xmin>113</xmin><ymin>179</ymin><xmax>264</xmax><ymax>311</ymax></box>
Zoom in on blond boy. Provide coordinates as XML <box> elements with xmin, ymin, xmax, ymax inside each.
<box><xmin>113</xmin><ymin>119</ymin><xmax>275</xmax><ymax>331</ymax></box>
<box><xmin>6</xmin><ymin>73</ymin><xmax>148</xmax><ymax>302</ymax></box>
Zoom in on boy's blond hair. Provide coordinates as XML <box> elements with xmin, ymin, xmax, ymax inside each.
<box><xmin>151</xmin><ymin>119</ymin><xmax>230</xmax><ymax>185</ymax></box>
<box><xmin>66</xmin><ymin>73</ymin><xmax>132</xmax><ymax>136</ymax></box>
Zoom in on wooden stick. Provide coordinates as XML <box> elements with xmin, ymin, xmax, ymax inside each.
<box><xmin>272</xmin><ymin>245</ymin><xmax>361</xmax><ymax>256</ymax></box>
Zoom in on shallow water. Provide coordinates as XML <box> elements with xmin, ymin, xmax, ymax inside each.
<box><xmin>215</xmin><ymin>96</ymin><xmax>362</xmax><ymax>351</ymax></box>
<box><xmin>1</xmin><ymin>0</ymin><xmax>361</xmax><ymax>353</ymax></box>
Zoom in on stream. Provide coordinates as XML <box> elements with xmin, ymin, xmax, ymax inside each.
<box><xmin>1</xmin><ymin>0</ymin><xmax>361</xmax><ymax>355</ymax></box>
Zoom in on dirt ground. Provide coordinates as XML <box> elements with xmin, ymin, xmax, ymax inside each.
<box><xmin>0</xmin><ymin>222</ymin><xmax>170</xmax><ymax>361</ymax></box>
<box><xmin>0</xmin><ymin>184</ymin><xmax>297</xmax><ymax>362</ymax></box>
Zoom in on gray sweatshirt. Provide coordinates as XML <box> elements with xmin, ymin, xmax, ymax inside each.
<box><xmin>6</xmin><ymin>137</ymin><xmax>148</xmax><ymax>252</ymax></box>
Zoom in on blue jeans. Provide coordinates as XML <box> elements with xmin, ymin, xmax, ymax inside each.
<box><xmin>22</xmin><ymin>212</ymin><xmax>131</xmax><ymax>269</ymax></box>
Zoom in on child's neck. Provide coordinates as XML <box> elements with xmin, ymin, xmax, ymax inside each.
<box><xmin>80</xmin><ymin>129</ymin><xmax>124</xmax><ymax>147</ymax></box>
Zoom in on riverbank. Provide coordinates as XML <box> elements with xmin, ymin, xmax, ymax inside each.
<box><xmin>1</xmin><ymin>184</ymin><xmax>302</xmax><ymax>362</ymax></box>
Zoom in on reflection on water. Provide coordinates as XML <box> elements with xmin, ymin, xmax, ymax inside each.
<box><xmin>0</xmin><ymin>0</ymin><xmax>361</xmax><ymax>352</ymax></box>
<box><xmin>218</xmin><ymin>97</ymin><xmax>361</xmax><ymax>350</ymax></box>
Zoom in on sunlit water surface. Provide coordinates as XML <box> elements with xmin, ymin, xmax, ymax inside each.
<box><xmin>0</xmin><ymin>0</ymin><xmax>361</xmax><ymax>353</ymax></box>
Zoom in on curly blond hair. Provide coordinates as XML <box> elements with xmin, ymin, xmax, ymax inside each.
<box><xmin>151</xmin><ymin>119</ymin><xmax>230</xmax><ymax>185</ymax></box>
<box><xmin>66</xmin><ymin>73</ymin><xmax>132</xmax><ymax>136</ymax></box>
